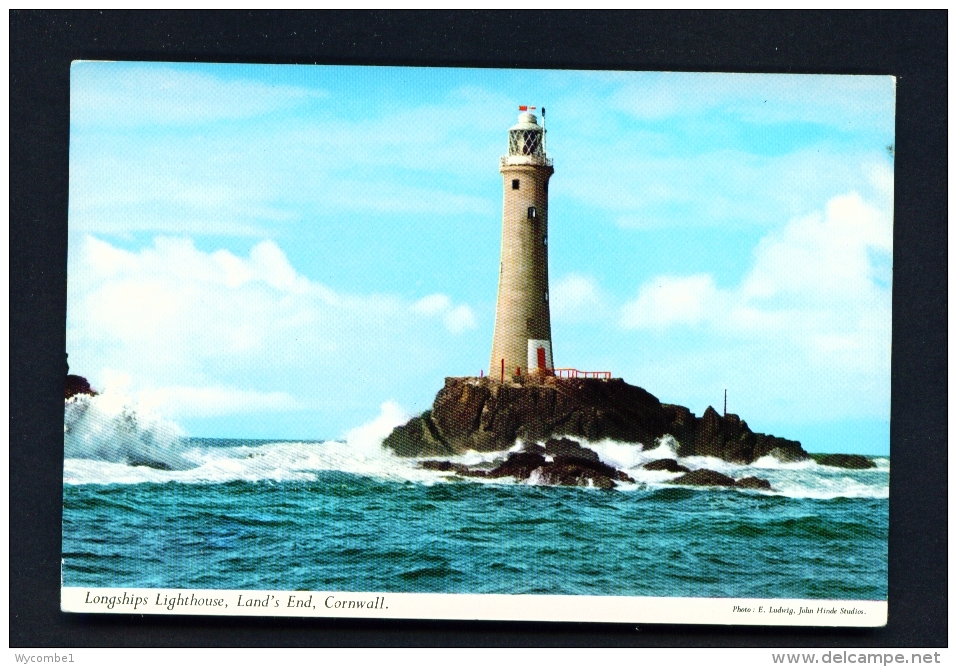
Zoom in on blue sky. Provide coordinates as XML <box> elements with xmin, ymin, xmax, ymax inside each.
<box><xmin>67</xmin><ymin>62</ymin><xmax>895</xmax><ymax>453</ymax></box>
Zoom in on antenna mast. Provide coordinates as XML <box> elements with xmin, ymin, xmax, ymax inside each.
<box><xmin>542</xmin><ymin>106</ymin><xmax>546</xmax><ymax>153</ymax></box>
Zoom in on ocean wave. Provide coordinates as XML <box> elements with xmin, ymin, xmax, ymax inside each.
<box><xmin>64</xmin><ymin>441</ymin><xmax>888</xmax><ymax>499</ymax></box>
<box><xmin>63</xmin><ymin>399</ymin><xmax>888</xmax><ymax>499</ymax></box>
<box><xmin>64</xmin><ymin>400</ymin><xmax>447</xmax><ymax>486</ymax></box>
<box><xmin>64</xmin><ymin>439</ymin><xmax>443</xmax><ymax>486</ymax></box>
<box><xmin>64</xmin><ymin>391</ymin><xmax>192</xmax><ymax>471</ymax></box>
<box><xmin>749</xmin><ymin>455</ymin><xmax>822</xmax><ymax>470</ymax></box>
<box><xmin>556</xmin><ymin>437</ymin><xmax>888</xmax><ymax>500</ymax></box>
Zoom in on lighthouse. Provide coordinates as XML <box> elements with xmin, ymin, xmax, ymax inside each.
<box><xmin>489</xmin><ymin>108</ymin><xmax>555</xmax><ymax>381</ymax></box>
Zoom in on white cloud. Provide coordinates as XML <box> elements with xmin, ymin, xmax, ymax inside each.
<box><xmin>66</xmin><ymin>235</ymin><xmax>479</xmax><ymax>418</ymax></box>
<box><xmin>71</xmin><ymin>62</ymin><xmax>324</xmax><ymax>126</ymax></box>
<box><xmin>68</xmin><ymin>69</ymin><xmax>894</xmax><ymax>243</ymax></box>
<box><xmin>67</xmin><ymin>107</ymin><xmax>497</xmax><ymax>238</ymax></box>
<box><xmin>137</xmin><ymin>385</ymin><xmax>302</xmax><ymax>419</ymax></box>
<box><xmin>622</xmin><ymin>191</ymin><xmax>891</xmax><ymax>337</ymax></box>
<box><xmin>737</xmin><ymin>192</ymin><xmax>890</xmax><ymax>307</ymax></box>
<box><xmin>413</xmin><ymin>294</ymin><xmax>452</xmax><ymax>315</ymax></box>
<box><xmin>620</xmin><ymin>274</ymin><xmax>718</xmax><ymax>329</ymax></box>
<box><xmin>443</xmin><ymin>305</ymin><xmax>477</xmax><ymax>334</ymax></box>
<box><xmin>551</xmin><ymin>273</ymin><xmax>608</xmax><ymax>323</ymax></box>
<box><xmin>609</xmin><ymin>72</ymin><xmax>895</xmax><ymax>133</ymax></box>
<box><xmin>90</xmin><ymin>369</ymin><xmax>299</xmax><ymax>420</ymax></box>
<box><xmin>617</xmin><ymin>189</ymin><xmax>892</xmax><ymax>422</ymax></box>
<box><xmin>308</xmin><ymin>180</ymin><xmax>494</xmax><ymax>216</ymax></box>
<box><xmin>560</xmin><ymin>145</ymin><xmax>891</xmax><ymax>232</ymax></box>
<box><xmin>412</xmin><ymin>294</ymin><xmax>476</xmax><ymax>333</ymax></box>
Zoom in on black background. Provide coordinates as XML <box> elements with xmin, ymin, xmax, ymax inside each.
<box><xmin>10</xmin><ymin>10</ymin><xmax>947</xmax><ymax>647</ymax></box>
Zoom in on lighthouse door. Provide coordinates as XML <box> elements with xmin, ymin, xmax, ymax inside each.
<box><xmin>527</xmin><ymin>339</ymin><xmax>553</xmax><ymax>374</ymax></box>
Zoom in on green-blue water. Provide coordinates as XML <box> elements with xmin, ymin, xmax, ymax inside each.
<box><xmin>62</xmin><ymin>436</ymin><xmax>888</xmax><ymax>599</ymax></box>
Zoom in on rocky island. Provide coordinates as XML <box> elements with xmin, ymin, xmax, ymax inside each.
<box><xmin>382</xmin><ymin>375</ymin><xmax>874</xmax><ymax>489</ymax></box>
<box><xmin>384</xmin><ymin>376</ymin><xmax>805</xmax><ymax>461</ymax></box>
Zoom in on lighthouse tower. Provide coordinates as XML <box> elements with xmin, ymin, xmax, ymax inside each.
<box><xmin>489</xmin><ymin>108</ymin><xmax>555</xmax><ymax>381</ymax></box>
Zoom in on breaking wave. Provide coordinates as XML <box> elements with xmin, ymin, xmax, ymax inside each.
<box><xmin>64</xmin><ymin>391</ymin><xmax>192</xmax><ymax>471</ymax></box>
<box><xmin>558</xmin><ymin>437</ymin><xmax>887</xmax><ymax>500</ymax></box>
<box><xmin>63</xmin><ymin>398</ymin><xmax>888</xmax><ymax>499</ymax></box>
<box><xmin>64</xmin><ymin>399</ymin><xmax>438</xmax><ymax>486</ymax></box>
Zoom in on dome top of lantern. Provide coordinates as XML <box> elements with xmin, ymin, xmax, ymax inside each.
<box><xmin>505</xmin><ymin>107</ymin><xmax>551</xmax><ymax>166</ymax></box>
<box><xmin>510</xmin><ymin>111</ymin><xmax>540</xmax><ymax>131</ymax></box>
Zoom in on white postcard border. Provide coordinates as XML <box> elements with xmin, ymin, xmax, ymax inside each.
<box><xmin>62</xmin><ymin>587</ymin><xmax>886</xmax><ymax>627</ymax></box>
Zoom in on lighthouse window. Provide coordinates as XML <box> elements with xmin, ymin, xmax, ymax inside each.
<box><xmin>545</xmin><ymin>290</ymin><xmax>549</xmax><ymax>302</ymax></box>
<box><xmin>512</xmin><ymin>179</ymin><xmax>520</xmax><ymax>190</ymax></box>
<box><xmin>527</xmin><ymin>206</ymin><xmax>537</xmax><ymax>220</ymax></box>
<box><xmin>509</xmin><ymin>129</ymin><xmax>542</xmax><ymax>156</ymax></box>
<box><xmin>522</xmin><ymin>131</ymin><xmax>541</xmax><ymax>155</ymax></box>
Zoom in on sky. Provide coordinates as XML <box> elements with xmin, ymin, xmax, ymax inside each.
<box><xmin>67</xmin><ymin>62</ymin><xmax>896</xmax><ymax>454</ymax></box>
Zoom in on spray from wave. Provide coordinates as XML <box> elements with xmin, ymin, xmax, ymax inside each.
<box><xmin>65</xmin><ymin>390</ymin><xmax>192</xmax><ymax>471</ymax></box>
<box><xmin>64</xmin><ymin>399</ymin><xmax>439</xmax><ymax>486</ymax></box>
<box><xmin>63</xmin><ymin>394</ymin><xmax>888</xmax><ymax>499</ymax></box>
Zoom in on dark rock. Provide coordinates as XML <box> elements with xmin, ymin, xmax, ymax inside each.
<box><xmin>735</xmin><ymin>476</ymin><xmax>772</xmax><ymax>490</ymax></box>
<box><xmin>551</xmin><ymin>455</ymin><xmax>634</xmax><ymax>483</ymax></box>
<box><xmin>383</xmin><ymin>376</ymin><xmax>669</xmax><ymax>457</ymax></box>
<box><xmin>765</xmin><ymin>446</ymin><xmax>806</xmax><ymax>463</ymax></box>
<box><xmin>384</xmin><ymin>410</ymin><xmax>454</xmax><ymax>457</ymax></box>
<box><xmin>669</xmin><ymin>468</ymin><xmax>737</xmax><ymax>487</ymax></box>
<box><xmin>418</xmin><ymin>460</ymin><xmax>471</xmax><ymax>475</ymax></box>
<box><xmin>416</xmin><ymin>450</ymin><xmax>634</xmax><ymax>489</ymax></box>
<box><xmin>487</xmin><ymin>452</ymin><xmax>547</xmax><ymax>479</ymax></box>
<box><xmin>544</xmin><ymin>437</ymin><xmax>599</xmax><ymax>462</ymax></box>
<box><xmin>65</xmin><ymin>374</ymin><xmax>96</xmax><ymax>400</ymax></box>
<box><xmin>670</xmin><ymin>469</ymin><xmax>773</xmax><ymax>490</ymax></box>
<box><xmin>643</xmin><ymin>458</ymin><xmax>690</xmax><ymax>473</ymax></box>
<box><xmin>675</xmin><ymin>406</ymin><xmax>807</xmax><ymax>464</ymax></box>
<box><xmin>534</xmin><ymin>461</ymin><xmax>617</xmax><ymax>489</ymax></box>
<box><xmin>383</xmin><ymin>376</ymin><xmax>807</xmax><ymax>465</ymax></box>
<box><xmin>520</xmin><ymin>443</ymin><xmax>546</xmax><ymax>455</ymax></box>
<box><xmin>127</xmin><ymin>457</ymin><xmax>173</xmax><ymax>471</ymax></box>
<box><xmin>419</xmin><ymin>459</ymin><xmax>455</xmax><ymax>471</ymax></box>
<box><xmin>418</xmin><ymin>459</ymin><xmax>490</xmax><ymax>478</ymax></box>
<box><xmin>816</xmin><ymin>454</ymin><xmax>876</xmax><ymax>470</ymax></box>
<box><xmin>753</xmin><ymin>434</ymin><xmax>807</xmax><ymax>463</ymax></box>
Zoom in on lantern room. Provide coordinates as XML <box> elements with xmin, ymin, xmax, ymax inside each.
<box><xmin>508</xmin><ymin>112</ymin><xmax>545</xmax><ymax>158</ymax></box>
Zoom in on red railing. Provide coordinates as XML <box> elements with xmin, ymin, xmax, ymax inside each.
<box><xmin>552</xmin><ymin>368</ymin><xmax>612</xmax><ymax>380</ymax></box>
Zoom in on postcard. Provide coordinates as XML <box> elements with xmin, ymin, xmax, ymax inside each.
<box><xmin>62</xmin><ymin>62</ymin><xmax>893</xmax><ymax>626</ymax></box>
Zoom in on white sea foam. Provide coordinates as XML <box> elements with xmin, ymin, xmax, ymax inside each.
<box><xmin>598</xmin><ymin>435</ymin><xmax>681</xmax><ymax>464</ymax></box>
<box><xmin>64</xmin><ymin>390</ymin><xmax>192</xmax><ymax>471</ymax></box>
<box><xmin>64</xmin><ymin>400</ymin><xmax>440</xmax><ymax>486</ymax></box>
<box><xmin>532</xmin><ymin>435</ymin><xmax>889</xmax><ymax>500</ymax></box>
<box><xmin>526</xmin><ymin>467</ymin><xmax>546</xmax><ymax>486</ymax></box>
<box><xmin>763</xmin><ymin>472</ymin><xmax>889</xmax><ymax>500</ymax></box>
<box><xmin>63</xmin><ymin>397</ymin><xmax>889</xmax><ymax>499</ymax></box>
<box><xmin>64</xmin><ymin>437</ymin><xmax>448</xmax><ymax>486</ymax></box>
<box><xmin>750</xmin><ymin>455</ymin><xmax>821</xmax><ymax>470</ymax></box>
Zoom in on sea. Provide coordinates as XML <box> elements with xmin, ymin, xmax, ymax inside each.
<box><xmin>62</xmin><ymin>392</ymin><xmax>888</xmax><ymax>600</ymax></box>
